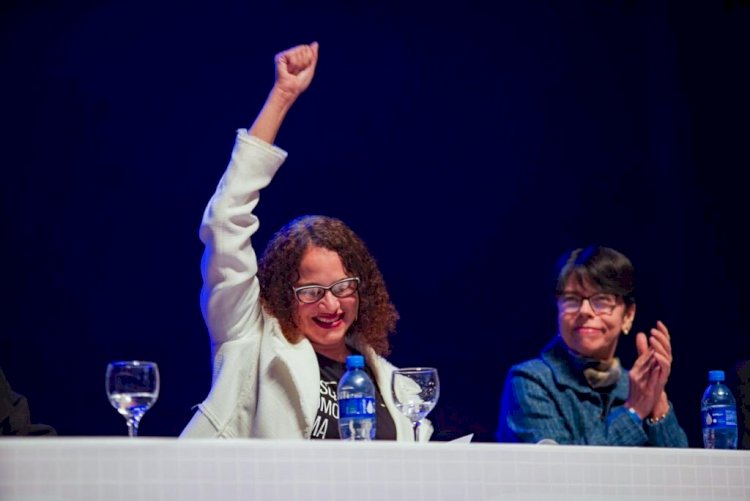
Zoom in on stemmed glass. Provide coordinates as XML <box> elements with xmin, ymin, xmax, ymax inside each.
<box><xmin>105</xmin><ymin>360</ymin><xmax>160</xmax><ymax>437</ymax></box>
<box><xmin>391</xmin><ymin>367</ymin><xmax>440</xmax><ymax>442</ymax></box>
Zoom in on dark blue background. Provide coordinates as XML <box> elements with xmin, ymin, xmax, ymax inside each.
<box><xmin>2</xmin><ymin>0</ymin><xmax>748</xmax><ymax>445</ymax></box>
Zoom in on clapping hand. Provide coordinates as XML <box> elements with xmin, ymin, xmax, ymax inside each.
<box><xmin>625</xmin><ymin>320</ymin><xmax>672</xmax><ymax>420</ymax></box>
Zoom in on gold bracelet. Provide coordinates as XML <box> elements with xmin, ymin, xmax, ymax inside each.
<box><xmin>646</xmin><ymin>406</ymin><xmax>670</xmax><ymax>425</ymax></box>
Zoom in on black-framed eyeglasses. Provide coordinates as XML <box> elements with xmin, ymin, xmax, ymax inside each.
<box><xmin>292</xmin><ymin>277</ymin><xmax>361</xmax><ymax>304</ymax></box>
<box><xmin>556</xmin><ymin>293</ymin><xmax>619</xmax><ymax>316</ymax></box>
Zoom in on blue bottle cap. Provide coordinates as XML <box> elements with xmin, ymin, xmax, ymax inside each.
<box><xmin>708</xmin><ymin>370</ymin><xmax>725</xmax><ymax>382</ymax></box>
<box><xmin>345</xmin><ymin>355</ymin><xmax>365</xmax><ymax>369</ymax></box>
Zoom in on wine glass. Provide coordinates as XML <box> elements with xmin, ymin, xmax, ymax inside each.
<box><xmin>391</xmin><ymin>367</ymin><xmax>440</xmax><ymax>442</ymax></box>
<box><xmin>105</xmin><ymin>360</ymin><xmax>160</xmax><ymax>437</ymax></box>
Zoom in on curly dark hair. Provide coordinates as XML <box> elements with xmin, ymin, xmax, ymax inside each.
<box><xmin>554</xmin><ymin>245</ymin><xmax>636</xmax><ymax>307</ymax></box>
<box><xmin>257</xmin><ymin>215</ymin><xmax>398</xmax><ymax>355</ymax></box>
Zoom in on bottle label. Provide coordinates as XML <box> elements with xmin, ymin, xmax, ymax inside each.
<box><xmin>339</xmin><ymin>397</ymin><xmax>376</xmax><ymax>418</ymax></box>
<box><xmin>702</xmin><ymin>408</ymin><xmax>737</xmax><ymax>428</ymax></box>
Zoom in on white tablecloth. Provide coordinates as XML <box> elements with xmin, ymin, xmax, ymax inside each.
<box><xmin>1</xmin><ymin>437</ymin><xmax>749</xmax><ymax>500</ymax></box>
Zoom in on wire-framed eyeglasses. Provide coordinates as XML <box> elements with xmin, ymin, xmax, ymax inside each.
<box><xmin>556</xmin><ymin>293</ymin><xmax>619</xmax><ymax>316</ymax></box>
<box><xmin>292</xmin><ymin>277</ymin><xmax>361</xmax><ymax>304</ymax></box>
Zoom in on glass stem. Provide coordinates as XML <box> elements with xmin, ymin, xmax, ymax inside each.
<box><xmin>412</xmin><ymin>420</ymin><xmax>421</xmax><ymax>442</ymax></box>
<box><xmin>127</xmin><ymin>418</ymin><xmax>139</xmax><ymax>437</ymax></box>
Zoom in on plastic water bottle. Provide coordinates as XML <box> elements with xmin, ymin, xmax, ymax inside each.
<box><xmin>337</xmin><ymin>355</ymin><xmax>376</xmax><ymax>440</ymax></box>
<box><xmin>701</xmin><ymin>370</ymin><xmax>738</xmax><ymax>449</ymax></box>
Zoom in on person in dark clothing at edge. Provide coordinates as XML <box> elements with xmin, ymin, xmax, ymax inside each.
<box><xmin>1</xmin><ymin>367</ymin><xmax>56</xmax><ymax>436</ymax></box>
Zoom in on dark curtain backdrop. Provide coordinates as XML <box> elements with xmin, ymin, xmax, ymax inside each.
<box><xmin>2</xmin><ymin>0</ymin><xmax>748</xmax><ymax>445</ymax></box>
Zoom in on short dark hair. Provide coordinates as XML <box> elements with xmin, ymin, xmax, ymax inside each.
<box><xmin>257</xmin><ymin>215</ymin><xmax>398</xmax><ymax>355</ymax></box>
<box><xmin>555</xmin><ymin>245</ymin><xmax>635</xmax><ymax>306</ymax></box>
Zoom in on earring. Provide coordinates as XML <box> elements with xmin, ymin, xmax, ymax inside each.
<box><xmin>623</xmin><ymin>327</ymin><xmax>630</xmax><ymax>335</ymax></box>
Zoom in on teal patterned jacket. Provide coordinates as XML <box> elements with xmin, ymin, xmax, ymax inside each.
<box><xmin>496</xmin><ymin>336</ymin><xmax>689</xmax><ymax>447</ymax></box>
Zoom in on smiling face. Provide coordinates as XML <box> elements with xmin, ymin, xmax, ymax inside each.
<box><xmin>292</xmin><ymin>245</ymin><xmax>359</xmax><ymax>361</ymax></box>
<box><xmin>557</xmin><ymin>276</ymin><xmax>635</xmax><ymax>361</ymax></box>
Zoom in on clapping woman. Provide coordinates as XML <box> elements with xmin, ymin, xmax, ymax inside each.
<box><xmin>496</xmin><ymin>245</ymin><xmax>687</xmax><ymax>446</ymax></box>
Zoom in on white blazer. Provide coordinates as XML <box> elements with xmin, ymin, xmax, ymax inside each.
<box><xmin>181</xmin><ymin>132</ymin><xmax>432</xmax><ymax>441</ymax></box>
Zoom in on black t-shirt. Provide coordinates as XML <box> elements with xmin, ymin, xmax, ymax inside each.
<box><xmin>311</xmin><ymin>351</ymin><xmax>397</xmax><ymax>440</ymax></box>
